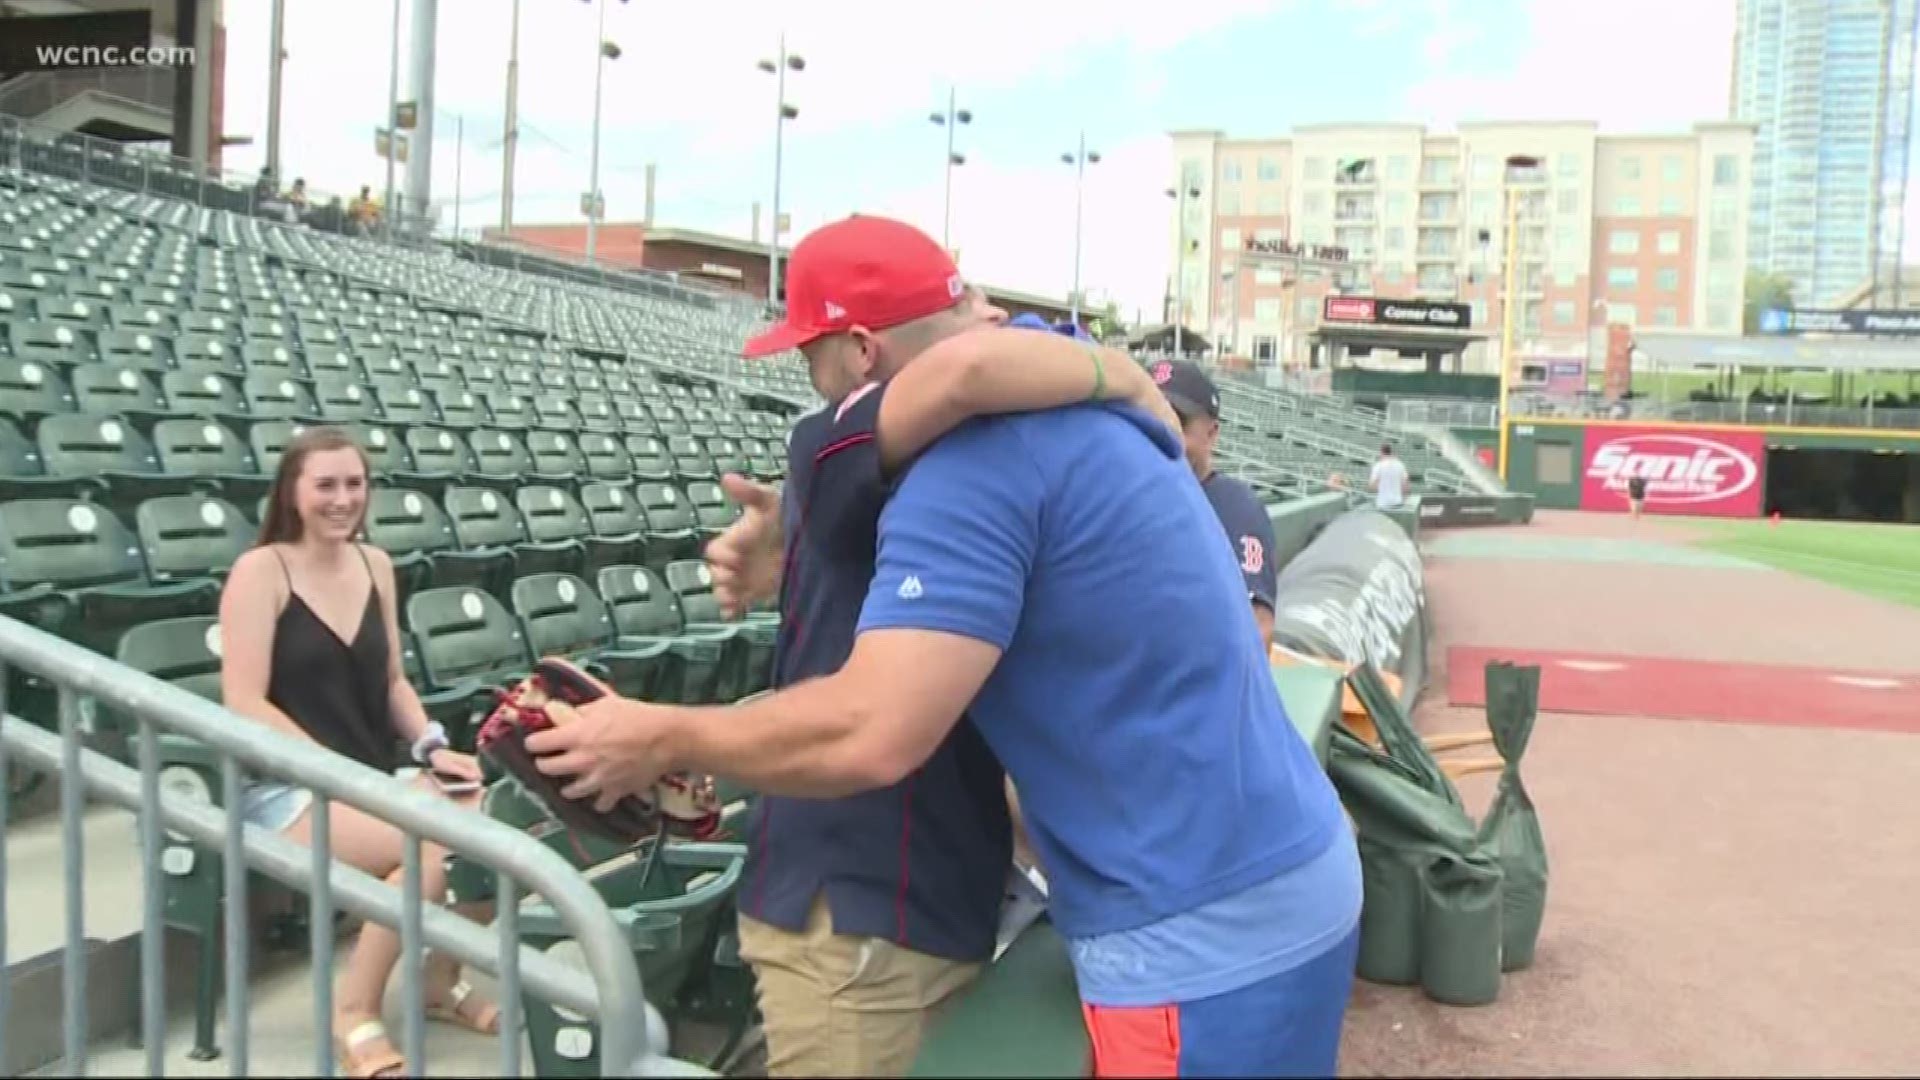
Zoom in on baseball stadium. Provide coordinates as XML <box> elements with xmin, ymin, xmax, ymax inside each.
<box><xmin>4</xmin><ymin>2</ymin><xmax>1919</xmax><ymax>1077</ymax></box>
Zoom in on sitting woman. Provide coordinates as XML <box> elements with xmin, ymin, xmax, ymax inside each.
<box><xmin>217</xmin><ymin>425</ymin><xmax>498</xmax><ymax>1078</ymax></box>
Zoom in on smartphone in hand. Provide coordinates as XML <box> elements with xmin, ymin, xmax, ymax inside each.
<box><xmin>430</xmin><ymin>768</ymin><xmax>482</xmax><ymax>796</ymax></box>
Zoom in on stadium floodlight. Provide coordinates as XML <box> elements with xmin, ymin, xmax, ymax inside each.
<box><xmin>929</xmin><ymin>89</ymin><xmax>972</xmax><ymax>252</ymax></box>
<box><xmin>758</xmin><ymin>35</ymin><xmax>804</xmax><ymax>308</ymax></box>
<box><xmin>1061</xmin><ymin>134</ymin><xmax>1101</xmax><ymax>326</ymax></box>
<box><xmin>583</xmin><ymin>0</ymin><xmax>630</xmax><ymax>265</ymax></box>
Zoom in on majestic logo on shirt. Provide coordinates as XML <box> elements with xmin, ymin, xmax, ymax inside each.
<box><xmin>897</xmin><ymin>574</ymin><xmax>924</xmax><ymax>600</ymax></box>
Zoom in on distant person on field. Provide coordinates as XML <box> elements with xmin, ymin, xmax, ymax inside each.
<box><xmin>1152</xmin><ymin>360</ymin><xmax>1280</xmax><ymax>651</ymax></box>
<box><xmin>1627</xmin><ymin>475</ymin><xmax>1648</xmax><ymax>521</ymax></box>
<box><xmin>1368</xmin><ymin>443</ymin><xmax>1409</xmax><ymax>510</ymax></box>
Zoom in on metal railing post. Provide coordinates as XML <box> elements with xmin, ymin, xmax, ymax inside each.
<box><xmin>0</xmin><ymin>612</ymin><xmax>694</xmax><ymax>1078</ymax></box>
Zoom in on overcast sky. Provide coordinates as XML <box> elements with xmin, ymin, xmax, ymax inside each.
<box><xmin>219</xmin><ymin>0</ymin><xmax>1778</xmax><ymax>317</ymax></box>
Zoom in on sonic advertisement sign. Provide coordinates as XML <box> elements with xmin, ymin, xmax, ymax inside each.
<box><xmin>1579</xmin><ymin>426</ymin><xmax>1767</xmax><ymax>518</ymax></box>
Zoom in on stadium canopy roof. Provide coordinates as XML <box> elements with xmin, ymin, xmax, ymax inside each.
<box><xmin>1633</xmin><ymin>331</ymin><xmax>1920</xmax><ymax>372</ymax></box>
<box><xmin>1310</xmin><ymin>322</ymin><xmax>1486</xmax><ymax>355</ymax></box>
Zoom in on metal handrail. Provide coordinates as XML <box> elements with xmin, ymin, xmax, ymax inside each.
<box><xmin>0</xmin><ymin>614</ymin><xmax>705</xmax><ymax>1077</ymax></box>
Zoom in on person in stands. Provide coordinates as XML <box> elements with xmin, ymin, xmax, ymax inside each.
<box><xmin>1369</xmin><ymin>442</ymin><xmax>1410</xmax><ymax>510</ymax></box>
<box><xmin>1151</xmin><ymin>360</ymin><xmax>1280</xmax><ymax>651</ymax></box>
<box><xmin>527</xmin><ymin>215</ymin><xmax>1363</xmax><ymax>1080</ymax></box>
<box><xmin>217</xmin><ymin>425</ymin><xmax>498</xmax><ymax>1079</ymax></box>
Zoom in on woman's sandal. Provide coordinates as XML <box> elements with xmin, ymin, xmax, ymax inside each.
<box><xmin>336</xmin><ymin>1018</ymin><xmax>407</xmax><ymax>1079</ymax></box>
<box><xmin>425</xmin><ymin>979</ymin><xmax>502</xmax><ymax>1036</ymax></box>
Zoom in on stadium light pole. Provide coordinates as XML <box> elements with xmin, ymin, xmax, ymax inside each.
<box><xmin>759</xmin><ymin>37</ymin><xmax>803</xmax><ymax>308</ymax></box>
<box><xmin>500</xmin><ymin>0</ymin><xmax>520</xmax><ymax>232</ymax></box>
<box><xmin>1166</xmin><ymin>181</ymin><xmax>1200</xmax><ymax>357</ymax></box>
<box><xmin>1061</xmin><ymin>133</ymin><xmax>1101</xmax><ymax>326</ymax></box>
<box><xmin>383</xmin><ymin>0</ymin><xmax>400</xmax><ymax>241</ymax></box>
<box><xmin>1497</xmin><ymin>153</ymin><xmax>1543</xmax><ymax>481</ymax></box>
<box><xmin>583</xmin><ymin>0</ymin><xmax>626</xmax><ymax>266</ymax></box>
<box><xmin>929</xmin><ymin>88</ymin><xmax>971</xmax><ymax>253</ymax></box>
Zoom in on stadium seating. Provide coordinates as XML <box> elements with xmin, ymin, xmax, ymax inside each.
<box><xmin>1</xmin><ymin>129</ymin><xmax>1453</xmax><ymax>1072</ymax></box>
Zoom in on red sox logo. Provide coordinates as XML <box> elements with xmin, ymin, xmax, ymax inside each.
<box><xmin>1240</xmin><ymin>536</ymin><xmax>1265</xmax><ymax>573</ymax></box>
<box><xmin>1151</xmin><ymin>362</ymin><xmax>1172</xmax><ymax>385</ymax></box>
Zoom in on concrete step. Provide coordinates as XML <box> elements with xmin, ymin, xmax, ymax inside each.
<box><xmin>6</xmin><ymin>799</ymin><xmax>145</xmax><ymax>962</ymax></box>
<box><xmin>56</xmin><ymin>941</ymin><xmax>523</xmax><ymax>1078</ymax></box>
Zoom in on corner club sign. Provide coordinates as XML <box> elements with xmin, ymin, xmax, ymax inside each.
<box><xmin>1579</xmin><ymin>426</ymin><xmax>1766</xmax><ymax>518</ymax></box>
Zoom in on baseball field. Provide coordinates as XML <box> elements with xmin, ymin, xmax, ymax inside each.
<box><xmin>1686</xmin><ymin>517</ymin><xmax>1920</xmax><ymax>610</ymax></box>
<box><xmin>1344</xmin><ymin>508</ymin><xmax>1920</xmax><ymax>1075</ymax></box>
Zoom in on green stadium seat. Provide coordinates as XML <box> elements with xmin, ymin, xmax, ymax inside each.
<box><xmin>36</xmin><ymin>411</ymin><xmax>196</xmax><ymax>514</ymax></box>
<box><xmin>0</xmin><ymin>496</ymin><xmax>219</xmax><ymax>653</ymax></box>
<box><xmin>665</xmin><ymin>435</ymin><xmax>714</xmax><ymax>483</ymax></box>
<box><xmin>0</xmin><ymin>356</ymin><xmax>74</xmax><ymax>428</ymax></box>
<box><xmin>135</xmin><ymin>494</ymin><xmax>253</xmax><ymax>585</ymax></box>
<box><xmin>624</xmin><ymin>435</ymin><xmax>674</xmax><ymax>483</ymax></box>
<box><xmin>313</xmin><ymin>374</ymin><xmax>378</xmax><ymax>422</ymax></box>
<box><xmin>633</xmin><ymin>481</ymin><xmax>699</xmax><ymax>572</ymax></box>
<box><xmin>151</xmin><ymin>418</ymin><xmax>271</xmax><ymax>506</ymax></box>
<box><xmin>392</xmin><ymin>425</ymin><xmax>469</xmax><ymax>502</ymax></box>
<box><xmin>71</xmin><ymin>363</ymin><xmax>164</xmax><ymax>425</ymax></box>
<box><xmin>441</xmin><ymin>485</ymin><xmax>530</xmax><ymax>596</ymax></box>
<box><xmin>596</xmin><ymin>564</ymin><xmax>741</xmax><ymax>706</ymax></box>
<box><xmin>433</xmin><ymin>387</ymin><xmax>484</xmax><ymax>428</ymax></box>
<box><xmin>405</xmin><ymin>584</ymin><xmax>534</xmax><ymax>747</ymax></box>
<box><xmin>464</xmin><ymin>427</ymin><xmax>533</xmax><ymax>494</ymax></box>
<box><xmin>510</xmin><ymin>571</ymin><xmax>676</xmax><ymax>701</ymax></box>
<box><xmin>241</xmin><ymin>372</ymin><xmax>317</xmax><ymax>419</ymax></box>
<box><xmin>683</xmin><ymin>481</ymin><xmax>737</xmax><ymax>543</ymax></box>
<box><xmin>574</xmin><ymin>481</ymin><xmax>650</xmax><ymax>571</ymax></box>
<box><xmin>361</xmin><ymin>487</ymin><xmax>457</xmax><ymax>602</ymax></box>
<box><xmin>525</xmin><ymin>428</ymin><xmax>588</xmax><ymax>487</ymax></box>
<box><xmin>662</xmin><ymin>559</ymin><xmax>765</xmax><ymax>701</ymax></box>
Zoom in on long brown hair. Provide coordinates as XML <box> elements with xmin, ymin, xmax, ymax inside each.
<box><xmin>256</xmin><ymin>425</ymin><xmax>373</xmax><ymax>546</ymax></box>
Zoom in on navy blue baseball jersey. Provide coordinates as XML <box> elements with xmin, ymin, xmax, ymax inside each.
<box><xmin>745</xmin><ymin>382</ymin><xmax>1012</xmax><ymax>962</ymax></box>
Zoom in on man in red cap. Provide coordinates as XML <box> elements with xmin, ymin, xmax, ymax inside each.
<box><xmin>693</xmin><ymin>214</ymin><xmax>1180</xmax><ymax>1076</ymax></box>
<box><xmin>533</xmin><ymin>213</ymin><xmax>1360</xmax><ymax>1079</ymax></box>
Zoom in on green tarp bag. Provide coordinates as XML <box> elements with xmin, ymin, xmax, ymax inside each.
<box><xmin>1327</xmin><ymin>661</ymin><xmax>1541</xmax><ymax>1006</ymax></box>
<box><xmin>1477</xmin><ymin>661</ymin><xmax>1549</xmax><ymax>972</ymax></box>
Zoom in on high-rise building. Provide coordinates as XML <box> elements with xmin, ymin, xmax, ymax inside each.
<box><xmin>1732</xmin><ymin>0</ymin><xmax>1918</xmax><ymax>308</ymax></box>
<box><xmin>1167</xmin><ymin>121</ymin><xmax>1756</xmax><ymax>379</ymax></box>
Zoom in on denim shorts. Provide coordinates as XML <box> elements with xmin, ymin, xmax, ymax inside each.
<box><xmin>240</xmin><ymin>781</ymin><xmax>315</xmax><ymax>832</ymax></box>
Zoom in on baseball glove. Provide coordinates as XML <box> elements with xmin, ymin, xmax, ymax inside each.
<box><xmin>476</xmin><ymin>657</ymin><xmax>722</xmax><ymax>845</ymax></box>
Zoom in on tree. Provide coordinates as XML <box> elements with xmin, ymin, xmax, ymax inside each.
<box><xmin>1743</xmin><ymin>269</ymin><xmax>1795</xmax><ymax>334</ymax></box>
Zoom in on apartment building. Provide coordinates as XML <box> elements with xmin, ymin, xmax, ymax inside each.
<box><xmin>1167</xmin><ymin>121</ymin><xmax>1756</xmax><ymax>380</ymax></box>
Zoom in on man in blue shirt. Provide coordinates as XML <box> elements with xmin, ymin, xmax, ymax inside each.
<box><xmin>1150</xmin><ymin>359</ymin><xmax>1281</xmax><ymax>651</ymax></box>
<box><xmin>692</xmin><ymin>214</ymin><xmax>1190</xmax><ymax>1076</ymax></box>
<box><xmin>530</xmin><ymin>221</ymin><xmax>1363</xmax><ymax>1079</ymax></box>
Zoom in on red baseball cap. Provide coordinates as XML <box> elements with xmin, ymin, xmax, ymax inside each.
<box><xmin>742</xmin><ymin>214</ymin><xmax>967</xmax><ymax>359</ymax></box>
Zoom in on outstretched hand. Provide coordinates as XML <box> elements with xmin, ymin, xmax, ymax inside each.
<box><xmin>706</xmin><ymin>472</ymin><xmax>783</xmax><ymax>621</ymax></box>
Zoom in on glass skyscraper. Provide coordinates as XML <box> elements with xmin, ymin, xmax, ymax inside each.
<box><xmin>1732</xmin><ymin>0</ymin><xmax>1918</xmax><ymax>307</ymax></box>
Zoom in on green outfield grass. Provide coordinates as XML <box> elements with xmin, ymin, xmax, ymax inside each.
<box><xmin>1687</xmin><ymin>517</ymin><xmax>1920</xmax><ymax>610</ymax></box>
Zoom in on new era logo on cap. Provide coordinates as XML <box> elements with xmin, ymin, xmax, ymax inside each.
<box><xmin>742</xmin><ymin>215</ymin><xmax>969</xmax><ymax>359</ymax></box>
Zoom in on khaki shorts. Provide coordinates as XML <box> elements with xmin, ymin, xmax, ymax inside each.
<box><xmin>736</xmin><ymin>895</ymin><xmax>983</xmax><ymax>1077</ymax></box>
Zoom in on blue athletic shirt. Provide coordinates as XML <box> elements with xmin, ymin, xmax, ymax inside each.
<box><xmin>855</xmin><ymin>400</ymin><xmax>1354</xmax><ymax>1001</ymax></box>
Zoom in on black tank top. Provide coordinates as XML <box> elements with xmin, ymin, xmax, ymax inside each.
<box><xmin>266</xmin><ymin>545</ymin><xmax>403</xmax><ymax>772</ymax></box>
